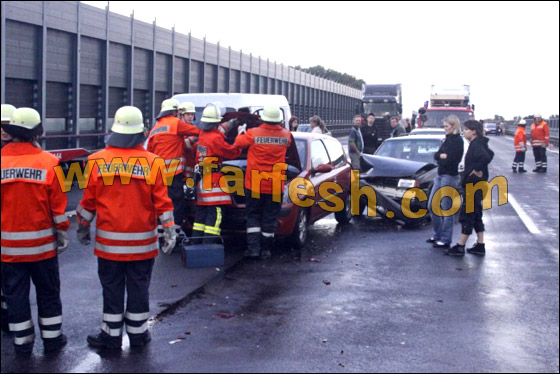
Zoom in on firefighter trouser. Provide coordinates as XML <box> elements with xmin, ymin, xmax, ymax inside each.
<box><xmin>193</xmin><ymin>206</ymin><xmax>223</xmax><ymax>244</ymax></box>
<box><xmin>1</xmin><ymin>287</ymin><xmax>9</xmax><ymax>334</ymax></box>
<box><xmin>533</xmin><ymin>146</ymin><xmax>547</xmax><ymax>171</ymax></box>
<box><xmin>1</xmin><ymin>257</ymin><xmax>63</xmax><ymax>349</ymax></box>
<box><xmin>245</xmin><ymin>191</ymin><xmax>282</xmax><ymax>254</ymax></box>
<box><xmin>459</xmin><ymin>189</ymin><xmax>485</xmax><ymax>236</ymax></box>
<box><xmin>512</xmin><ymin>151</ymin><xmax>526</xmax><ymax>171</ymax></box>
<box><xmin>97</xmin><ymin>258</ymin><xmax>154</xmax><ymax>344</ymax></box>
<box><xmin>168</xmin><ymin>174</ymin><xmax>187</xmax><ymax>226</ymax></box>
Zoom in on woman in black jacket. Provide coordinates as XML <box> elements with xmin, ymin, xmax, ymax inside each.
<box><xmin>427</xmin><ymin>115</ymin><xmax>464</xmax><ymax>249</ymax></box>
<box><xmin>447</xmin><ymin>120</ymin><xmax>494</xmax><ymax>256</ymax></box>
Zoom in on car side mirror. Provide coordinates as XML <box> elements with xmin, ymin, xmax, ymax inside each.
<box><xmin>314</xmin><ymin>163</ymin><xmax>334</xmax><ymax>174</ymax></box>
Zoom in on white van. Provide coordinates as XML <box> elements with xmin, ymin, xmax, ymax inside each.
<box><xmin>171</xmin><ymin>93</ymin><xmax>292</xmax><ymax>130</ymax></box>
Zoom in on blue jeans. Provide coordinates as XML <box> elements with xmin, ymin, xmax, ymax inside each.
<box><xmin>428</xmin><ymin>174</ymin><xmax>460</xmax><ymax>245</ymax></box>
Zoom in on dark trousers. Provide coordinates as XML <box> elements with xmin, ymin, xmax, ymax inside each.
<box><xmin>533</xmin><ymin>146</ymin><xmax>547</xmax><ymax>170</ymax></box>
<box><xmin>245</xmin><ymin>191</ymin><xmax>282</xmax><ymax>253</ymax></box>
<box><xmin>193</xmin><ymin>205</ymin><xmax>223</xmax><ymax>244</ymax></box>
<box><xmin>459</xmin><ymin>189</ymin><xmax>485</xmax><ymax>236</ymax></box>
<box><xmin>512</xmin><ymin>151</ymin><xmax>526</xmax><ymax>170</ymax></box>
<box><xmin>98</xmin><ymin>258</ymin><xmax>154</xmax><ymax>343</ymax></box>
<box><xmin>1</xmin><ymin>287</ymin><xmax>9</xmax><ymax>334</ymax></box>
<box><xmin>1</xmin><ymin>257</ymin><xmax>63</xmax><ymax>348</ymax></box>
<box><xmin>168</xmin><ymin>175</ymin><xmax>187</xmax><ymax>226</ymax></box>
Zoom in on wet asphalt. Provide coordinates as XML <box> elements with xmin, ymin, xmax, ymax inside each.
<box><xmin>1</xmin><ymin>136</ymin><xmax>558</xmax><ymax>373</ymax></box>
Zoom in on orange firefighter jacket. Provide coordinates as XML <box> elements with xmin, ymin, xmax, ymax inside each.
<box><xmin>530</xmin><ymin>121</ymin><xmax>550</xmax><ymax>147</ymax></box>
<box><xmin>234</xmin><ymin>124</ymin><xmax>292</xmax><ymax>195</ymax></box>
<box><xmin>77</xmin><ymin>145</ymin><xmax>174</xmax><ymax>262</ymax></box>
<box><xmin>514</xmin><ymin>126</ymin><xmax>527</xmax><ymax>152</ymax></box>
<box><xmin>1</xmin><ymin>143</ymin><xmax>69</xmax><ymax>263</ymax></box>
<box><xmin>195</xmin><ymin>129</ymin><xmax>242</xmax><ymax>206</ymax></box>
<box><xmin>147</xmin><ymin>116</ymin><xmax>200</xmax><ymax>178</ymax></box>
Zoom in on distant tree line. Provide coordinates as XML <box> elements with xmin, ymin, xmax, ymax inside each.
<box><xmin>293</xmin><ymin>65</ymin><xmax>365</xmax><ymax>90</ymax></box>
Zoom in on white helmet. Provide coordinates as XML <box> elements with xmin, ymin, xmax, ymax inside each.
<box><xmin>534</xmin><ymin>113</ymin><xmax>542</xmax><ymax>119</ymax></box>
<box><xmin>1</xmin><ymin>104</ymin><xmax>16</xmax><ymax>122</ymax></box>
<box><xmin>260</xmin><ymin>106</ymin><xmax>282</xmax><ymax>123</ymax></box>
<box><xmin>518</xmin><ymin>119</ymin><xmax>527</xmax><ymax>126</ymax></box>
<box><xmin>179</xmin><ymin>102</ymin><xmax>196</xmax><ymax>114</ymax></box>
<box><xmin>160</xmin><ymin>98</ymin><xmax>180</xmax><ymax>113</ymax></box>
<box><xmin>111</xmin><ymin>106</ymin><xmax>145</xmax><ymax>134</ymax></box>
<box><xmin>9</xmin><ymin>107</ymin><xmax>41</xmax><ymax>130</ymax></box>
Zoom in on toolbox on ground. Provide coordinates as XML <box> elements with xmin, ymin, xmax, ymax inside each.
<box><xmin>181</xmin><ymin>237</ymin><xmax>225</xmax><ymax>268</ymax></box>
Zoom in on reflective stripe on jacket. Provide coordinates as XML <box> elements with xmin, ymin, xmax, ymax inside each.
<box><xmin>195</xmin><ymin>129</ymin><xmax>242</xmax><ymax>206</ymax></box>
<box><xmin>78</xmin><ymin>145</ymin><xmax>174</xmax><ymax>261</ymax></box>
<box><xmin>235</xmin><ymin>124</ymin><xmax>292</xmax><ymax>195</ymax></box>
<box><xmin>530</xmin><ymin>121</ymin><xmax>550</xmax><ymax>147</ymax></box>
<box><xmin>1</xmin><ymin>143</ymin><xmax>69</xmax><ymax>262</ymax></box>
<box><xmin>147</xmin><ymin>116</ymin><xmax>200</xmax><ymax>178</ymax></box>
<box><xmin>514</xmin><ymin>126</ymin><xmax>527</xmax><ymax>152</ymax></box>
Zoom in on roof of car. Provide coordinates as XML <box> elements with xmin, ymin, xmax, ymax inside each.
<box><xmin>292</xmin><ymin>132</ymin><xmax>338</xmax><ymax>141</ymax></box>
<box><xmin>171</xmin><ymin>93</ymin><xmax>289</xmax><ymax>109</ymax></box>
<box><xmin>384</xmin><ymin>134</ymin><xmax>445</xmax><ymax>141</ymax></box>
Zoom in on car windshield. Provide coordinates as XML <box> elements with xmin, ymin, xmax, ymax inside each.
<box><xmin>485</xmin><ymin>123</ymin><xmax>497</xmax><ymax>129</ymax></box>
<box><xmin>423</xmin><ymin>110</ymin><xmax>474</xmax><ymax>128</ymax></box>
<box><xmin>375</xmin><ymin>138</ymin><xmax>443</xmax><ymax>164</ymax></box>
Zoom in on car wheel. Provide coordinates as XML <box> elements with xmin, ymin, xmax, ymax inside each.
<box><xmin>291</xmin><ymin>208</ymin><xmax>308</xmax><ymax>249</ymax></box>
<box><xmin>335</xmin><ymin>192</ymin><xmax>353</xmax><ymax>224</ymax></box>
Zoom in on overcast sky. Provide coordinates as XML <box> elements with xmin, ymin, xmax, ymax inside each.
<box><xmin>84</xmin><ymin>1</ymin><xmax>559</xmax><ymax>120</ymax></box>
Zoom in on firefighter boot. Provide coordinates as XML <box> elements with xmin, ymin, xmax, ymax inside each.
<box><xmin>244</xmin><ymin>231</ymin><xmax>260</xmax><ymax>258</ymax></box>
<box><xmin>44</xmin><ymin>334</ymin><xmax>67</xmax><ymax>353</ymax></box>
<box><xmin>87</xmin><ymin>331</ymin><xmax>122</xmax><ymax>350</ymax></box>
<box><xmin>260</xmin><ymin>235</ymin><xmax>274</xmax><ymax>260</ymax></box>
<box><xmin>129</xmin><ymin>331</ymin><xmax>152</xmax><ymax>348</ymax></box>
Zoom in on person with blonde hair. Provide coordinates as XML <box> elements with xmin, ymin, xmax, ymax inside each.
<box><xmin>309</xmin><ymin>115</ymin><xmax>327</xmax><ymax>134</ymax></box>
<box><xmin>427</xmin><ymin>115</ymin><xmax>464</xmax><ymax>249</ymax></box>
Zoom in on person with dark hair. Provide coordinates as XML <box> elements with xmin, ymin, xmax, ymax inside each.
<box><xmin>289</xmin><ymin>116</ymin><xmax>299</xmax><ymax>132</ymax></box>
<box><xmin>309</xmin><ymin>115</ymin><xmax>327</xmax><ymax>134</ymax></box>
<box><xmin>348</xmin><ymin>114</ymin><xmax>364</xmax><ymax>169</ymax></box>
<box><xmin>361</xmin><ymin>113</ymin><xmax>379</xmax><ymax>154</ymax></box>
<box><xmin>447</xmin><ymin>120</ymin><xmax>494</xmax><ymax>256</ymax></box>
<box><xmin>1</xmin><ymin>108</ymin><xmax>70</xmax><ymax>354</ymax></box>
<box><xmin>390</xmin><ymin>116</ymin><xmax>405</xmax><ymax>138</ymax></box>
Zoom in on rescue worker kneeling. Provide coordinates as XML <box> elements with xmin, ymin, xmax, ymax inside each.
<box><xmin>1</xmin><ymin>108</ymin><xmax>70</xmax><ymax>354</ymax></box>
<box><xmin>235</xmin><ymin>106</ymin><xmax>292</xmax><ymax>259</ymax></box>
<box><xmin>193</xmin><ymin>103</ymin><xmax>241</xmax><ymax>244</ymax></box>
<box><xmin>76</xmin><ymin>106</ymin><xmax>176</xmax><ymax>349</ymax></box>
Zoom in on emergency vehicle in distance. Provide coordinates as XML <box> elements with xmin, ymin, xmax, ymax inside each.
<box><xmin>417</xmin><ymin>85</ymin><xmax>475</xmax><ymax>128</ymax></box>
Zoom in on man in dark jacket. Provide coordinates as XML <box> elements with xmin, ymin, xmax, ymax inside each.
<box><xmin>361</xmin><ymin>113</ymin><xmax>379</xmax><ymax>154</ymax></box>
<box><xmin>390</xmin><ymin>116</ymin><xmax>405</xmax><ymax>138</ymax></box>
<box><xmin>447</xmin><ymin>120</ymin><xmax>494</xmax><ymax>257</ymax></box>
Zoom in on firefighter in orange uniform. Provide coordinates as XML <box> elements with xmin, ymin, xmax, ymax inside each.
<box><xmin>512</xmin><ymin>119</ymin><xmax>527</xmax><ymax>173</ymax></box>
<box><xmin>147</xmin><ymin>99</ymin><xmax>200</xmax><ymax>230</ymax></box>
<box><xmin>1</xmin><ymin>108</ymin><xmax>70</xmax><ymax>354</ymax></box>
<box><xmin>77</xmin><ymin>106</ymin><xmax>176</xmax><ymax>350</ymax></box>
<box><xmin>192</xmin><ymin>103</ymin><xmax>241</xmax><ymax>243</ymax></box>
<box><xmin>1</xmin><ymin>104</ymin><xmax>17</xmax><ymax>337</ymax></box>
<box><xmin>235</xmin><ymin>106</ymin><xmax>292</xmax><ymax>259</ymax></box>
<box><xmin>530</xmin><ymin>114</ymin><xmax>550</xmax><ymax>173</ymax></box>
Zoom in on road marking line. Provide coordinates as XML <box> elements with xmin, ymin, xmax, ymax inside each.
<box><xmin>508</xmin><ymin>194</ymin><xmax>541</xmax><ymax>234</ymax></box>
